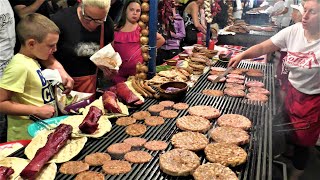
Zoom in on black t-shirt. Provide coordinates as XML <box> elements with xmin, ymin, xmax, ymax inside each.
<box><xmin>51</xmin><ymin>5</ymin><xmax>114</xmax><ymax>77</ymax></box>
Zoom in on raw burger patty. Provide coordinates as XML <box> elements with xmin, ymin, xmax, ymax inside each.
<box><xmin>248</xmin><ymin>87</ymin><xmax>270</xmax><ymax>95</ymax></box>
<box><xmin>124</xmin><ymin>151</ymin><xmax>152</xmax><ymax>163</ymax></box>
<box><xmin>171</xmin><ymin>131</ymin><xmax>209</xmax><ymax>151</ymax></box>
<box><xmin>210</xmin><ymin>67</ymin><xmax>226</xmax><ymax>72</ymax></box>
<box><xmin>210</xmin><ymin>126</ymin><xmax>250</xmax><ymax>145</ymax></box>
<box><xmin>75</xmin><ymin>171</ymin><xmax>104</xmax><ymax>180</ymax></box>
<box><xmin>132</xmin><ymin>111</ymin><xmax>151</xmax><ymax>120</ymax></box>
<box><xmin>210</xmin><ymin>70</ymin><xmax>224</xmax><ymax>75</ymax></box>
<box><xmin>246</xmin><ymin>93</ymin><xmax>268</xmax><ymax>102</ymax></box>
<box><xmin>224</xmin><ymin>88</ymin><xmax>246</xmax><ymax>97</ymax></box>
<box><xmin>116</xmin><ymin>117</ymin><xmax>136</xmax><ymax>126</ymax></box>
<box><xmin>59</xmin><ymin>161</ymin><xmax>89</xmax><ymax>175</ymax></box>
<box><xmin>217</xmin><ymin>114</ymin><xmax>252</xmax><ymax>130</ymax></box>
<box><xmin>159</xmin><ymin>100</ymin><xmax>175</xmax><ymax>108</ymax></box>
<box><xmin>148</xmin><ymin>104</ymin><xmax>165</xmax><ymax>114</ymax></box>
<box><xmin>159</xmin><ymin>149</ymin><xmax>200</xmax><ymax>176</ymax></box>
<box><xmin>229</xmin><ymin>69</ymin><xmax>243</xmax><ymax>74</ymax></box>
<box><xmin>176</xmin><ymin>115</ymin><xmax>211</xmax><ymax>132</ymax></box>
<box><xmin>144</xmin><ymin>140</ymin><xmax>168</xmax><ymax>151</ymax></box>
<box><xmin>204</xmin><ymin>143</ymin><xmax>247</xmax><ymax>166</ymax></box>
<box><xmin>192</xmin><ymin>162</ymin><xmax>238</xmax><ymax>180</ymax></box>
<box><xmin>126</xmin><ymin>124</ymin><xmax>147</xmax><ymax>136</ymax></box>
<box><xmin>202</xmin><ymin>89</ymin><xmax>224</xmax><ymax>96</ymax></box>
<box><xmin>188</xmin><ymin>105</ymin><xmax>221</xmax><ymax>119</ymax></box>
<box><xmin>102</xmin><ymin>160</ymin><xmax>131</xmax><ymax>175</ymax></box>
<box><xmin>172</xmin><ymin>103</ymin><xmax>189</xmax><ymax>110</ymax></box>
<box><xmin>226</xmin><ymin>74</ymin><xmax>245</xmax><ymax>79</ymax></box>
<box><xmin>159</xmin><ymin>110</ymin><xmax>178</xmax><ymax>118</ymax></box>
<box><xmin>207</xmin><ymin>75</ymin><xmax>226</xmax><ymax>82</ymax></box>
<box><xmin>245</xmin><ymin>80</ymin><xmax>264</xmax><ymax>88</ymax></box>
<box><xmin>123</xmin><ymin>137</ymin><xmax>147</xmax><ymax>147</ymax></box>
<box><xmin>226</xmin><ymin>78</ymin><xmax>244</xmax><ymax>84</ymax></box>
<box><xmin>225</xmin><ymin>83</ymin><xmax>245</xmax><ymax>90</ymax></box>
<box><xmin>107</xmin><ymin>143</ymin><xmax>131</xmax><ymax>156</ymax></box>
<box><xmin>84</xmin><ymin>152</ymin><xmax>111</xmax><ymax>166</ymax></box>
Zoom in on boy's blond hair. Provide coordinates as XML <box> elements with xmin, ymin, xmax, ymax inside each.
<box><xmin>82</xmin><ymin>0</ymin><xmax>111</xmax><ymax>14</ymax></box>
<box><xmin>17</xmin><ymin>13</ymin><xmax>60</xmax><ymax>46</ymax></box>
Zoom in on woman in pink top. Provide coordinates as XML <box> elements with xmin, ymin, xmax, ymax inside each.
<box><xmin>113</xmin><ymin>0</ymin><xmax>165</xmax><ymax>83</ymax></box>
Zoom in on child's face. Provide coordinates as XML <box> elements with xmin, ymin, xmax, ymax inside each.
<box><xmin>126</xmin><ymin>2</ymin><xmax>141</xmax><ymax>23</ymax></box>
<box><xmin>32</xmin><ymin>33</ymin><xmax>59</xmax><ymax>60</ymax></box>
<box><xmin>291</xmin><ymin>9</ymin><xmax>302</xmax><ymax>23</ymax></box>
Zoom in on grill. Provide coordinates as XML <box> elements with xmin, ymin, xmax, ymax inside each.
<box><xmin>10</xmin><ymin>61</ymin><xmax>274</xmax><ymax>180</ymax></box>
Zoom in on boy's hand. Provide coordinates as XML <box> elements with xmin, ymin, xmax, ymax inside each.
<box><xmin>60</xmin><ymin>72</ymin><xmax>74</xmax><ymax>94</ymax></box>
<box><xmin>35</xmin><ymin>105</ymin><xmax>55</xmax><ymax>119</ymax></box>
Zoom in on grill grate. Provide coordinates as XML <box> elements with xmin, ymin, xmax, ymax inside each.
<box><xmin>10</xmin><ymin>61</ymin><xmax>274</xmax><ymax>180</ymax></box>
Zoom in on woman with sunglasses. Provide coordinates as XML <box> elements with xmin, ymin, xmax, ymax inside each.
<box><xmin>47</xmin><ymin>0</ymin><xmax>114</xmax><ymax>93</ymax></box>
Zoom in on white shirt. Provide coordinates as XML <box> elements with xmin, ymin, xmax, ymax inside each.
<box><xmin>271</xmin><ymin>23</ymin><xmax>320</xmax><ymax>95</ymax></box>
<box><xmin>0</xmin><ymin>0</ymin><xmax>15</xmax><ymax>77</ymax></box>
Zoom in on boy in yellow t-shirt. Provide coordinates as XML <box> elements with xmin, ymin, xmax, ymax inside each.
<box><xmin>0</xmin><ymin>13</ymin><xmax>60</xmax><ymax>141</ymax></box>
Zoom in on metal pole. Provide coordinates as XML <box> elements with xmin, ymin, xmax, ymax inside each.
<box><xmin>206</xmin><ymin>23</ymin><xmax>211</xmax><ymax>48</ymax></box>
<box><xmin>148</xmin><ymin>0</ymin><xmax>158</xmax><ymax>79</ymax></box>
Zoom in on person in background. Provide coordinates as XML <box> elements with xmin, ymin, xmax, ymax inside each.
<box><xmin>108</xmin><ymin>0</ymin><xmax>124</xmax><ymax>24</ymax></box>
<box><xmin>112</xmin><ymin>0</ymin><xmax>165</xmax><ymax>83</ymax></box>
<box><xmin>48</xmin><ymin>0</ymin><xmax>114</xmax><ymax>93</ymax></box>
<box><xmin>290</xmin><ymin>3</ymin><xmax>304</xmax><ymax>23</ymax></box>
<box><xmin>271</xmin><ymin>0</ymin><xmax>294</xmax><ymax>28</ymax></box>
<box><xmin>0</xmin><ymin>13</ymin><xmax>60</xmax><ymax>141</ymax></box>
<box><xmin>228</xmin><ymin>1</ymin><xmax>320</xmax><ymax>179</ymax></box>
<box><xmin>157</xmin><ymin>0</ymin><xmax>186</xmax><ymax>65</ymax></box>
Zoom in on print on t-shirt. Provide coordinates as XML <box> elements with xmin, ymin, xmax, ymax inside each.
<box><xmin>0</xmin><ymin>12</ymin><xmax>13</xmax><ymax>30</ymax></box>
<box><xmin>75</xmin><ymin>42</ymin><xmax>100</xmax><ymax>57</ymax></box>
<box><xmin>282</xmin><ymin>51</ymin><xmax>319</xmax><ymax>74</ymax></box>
<box><xmin>36</xmin><ymin>70</ymin><xmax>55</xmax><ymax>104</ymax></box>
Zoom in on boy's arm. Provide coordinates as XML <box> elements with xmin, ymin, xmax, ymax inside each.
<box><xmin>0</xmin><ymin>88</ymin><xmax>55</xmax><ymax>119</ymax></box>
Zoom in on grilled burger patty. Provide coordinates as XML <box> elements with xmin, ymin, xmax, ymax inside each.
<box><xmin>59</xmin><ymin>161</ymin><xmax>89</xmax><ymax>175</ymax></box>
<box><xmin>225</xmin><ymin>83</ymin><xmax>245</xmax><ymax>90</ymax></box>
<box><xmin>172</xmin><ymin>103</ymin><xmax>189</xmax><ymax>110</ymax></box>
<box><xmin>176</xmin><ymin>115</ymin><xmax>211</xmax><ymax>133</ymax></box>
<box><xmin>224</xmin><ymin>87</ymin><xmax>246</xmax><ymax>97</ymax></box>
<box><xmin>159</xmin><ymin>149</ymin><xmax>200</xmax><ymax>176</ymax></box>
<box><xmin>75</xmin><ymin>171</ymin><xmax>104</xmax><ymax>180</ymax></box>
<box><xmin>248</xmin><ymin>87</ymin><xmax>270</xmax><ymax>95</ymax></box>
<box><xmin>192</xmin><ymin>162</ymin><xmax>238</xmax><ymax>180</ymax></box>
<box><xmin>217</xmin><ymin>114</ymin><xmax>252</xmax><ymax>130</ymax></box>
<box><xmin>171</xmin><ymin>131</ymin><xmax>209</xmax><ymax>151</ymax></box>
<box><xmin>159</xmin><ymin>110</ymin><xmax>178</xmax><ymax>118</ymax></box>
<box><xmin>124</xmin><ymin>151</ymin><xmax>152</xmax><ymax>164</ymax></box>
<box><xmin>245</xmin><ymin>80</ymin><xmax>264</xmax><ymax>88</ymax></box>
<box><xmin>132</xmin><ymin>111</ymin><xmax>151</xmax><ymax>120</ymax></box>
<box><xmin>210</xmin><ymin>127</ymin><xmax>250</xmax><ymax>145</ymax></box>
<box><xmin>125</xmin><ymin>124</ymin><xmax>147</xmax><ymax>136</ymax></box>
<box><xmin>144</xmin><ymin>140</ymin><xmax>168</xmax><ymax>151</ymax></box>
<box><xmin>123</xmin><ymin>137</ymin><xmax>147</xmax><ymax>148</ymax></box>
<box><xmin>188</xmin><ymin>105</ymin><xmax>221</xmax><ymax>120</ymax></box>
<box><xmin>144</xmin><ymin>116</ymin><xmax>165</xmax><ymax>126</ymax></box>
<box><xmin>246</xmin><ymin>92</ymin><xmax>268</xmax><ymax>102</ymax></box>
<box><xmin>84</xmin><ymin>152</ymin><xmax>111</xmax><ymax>166</ymax></box>
<box><xmin>202</xmin><ymin>89</ymin><xmax>224</xmax><ymax>96</ymax></box>
<box><xmin>102</xmin><ymin>160</ymin><xmax>131</xmax><ymax>175</ymax></box>
<box><xmin>116</xmin><ymin>117</ymin><xmax>137</xmax><ymax>126</ymax></box>
<box><xmin>204</xmin><ymin>143</ymin><xmax>247</xmax><ymax>166</ymax></box>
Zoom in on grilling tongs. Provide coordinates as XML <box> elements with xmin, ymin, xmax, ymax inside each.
<box><xmin>211</xmin><ymin>66</ymin><xmax>235</xmax><ymax>84</ymax></box>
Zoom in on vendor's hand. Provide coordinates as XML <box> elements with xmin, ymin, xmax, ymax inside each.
<box><xmin>228</xmin><ymin>55</ymin><xmax>243</xmax><ymax>68</ymax></box>
<box><xmin>35</xmin><ymin>105</ymin><xmax>55</xmax><ymax>119</ymax></box>
<box><xmin>98</xmin><ymin>66</ymin><xmax>117</xmax><ymax>79</ymax></box>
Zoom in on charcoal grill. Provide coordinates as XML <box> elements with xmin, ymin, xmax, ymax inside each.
<box><xmin>10</xmin><ymin>61</ymin><xmax>274</xmax><ymax>180</ymax></box>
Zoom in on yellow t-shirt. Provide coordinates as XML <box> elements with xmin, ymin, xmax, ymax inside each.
<box><xmin>0</xmin><ymin>53</ymin><xmax>57</xmax><ymax>141</ymax></box>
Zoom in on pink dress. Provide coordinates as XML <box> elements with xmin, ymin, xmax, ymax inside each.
<box><xmin>113</xmin><ymin>25</ymin><xmax>143</xmax><ymax>83</ymax></box>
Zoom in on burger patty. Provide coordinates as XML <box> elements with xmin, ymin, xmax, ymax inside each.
<box><xmin>202</xmin><ymin>89</ymin><xmax>224</xmax><ymax>96</ymax></box>
<box><xmin>159</xmin><ymin>100</ymin><xmax>175</xmax><ymax>108</ymax></box>
<box><xmin>102</xmin><ymin>160</ymin><xmax>131</xmax><ymax>175</ymax></box>
<box><xmin>132</xmin><ymin>111</ymin><xmax>151</xmax><ymax>120</ymax></box>
<box><xmin>227</xmin><ymin>74</ymin><xmax>245</xmax><ymax>79</ymax></box>
<box><xmin>229</xmin><ymin>69</ymin><xmax>243</xmax><ymax>75</ymax></box>
<box><xmin>245</xmin><ymin>80</ymin><xmax>264</xmax><ymax>88</ymax></box>
<box><xmin>188</xmin><ymin>105</ymin><xmax>221</xmax><ymax>120</ymax></box>
<box><xmin>246</xmin><ymin>69</ymin><xmax>263</xmax><ymax>77</ymax></box>
<box><xmin>207</xmin><ymin>75</ymin><xmax>226</xmax><ymax>83</ymax></box>
<box><xmin>124</xmin><ymin>151</ymin><xmax>152</xmax><ymax>164</ymax></box>
<box><xmin>144</xmin><ymin>116</ymin><xmax>165</xmax><ymax>126</ymax></box>
<box><xmin>159</xmin><ymin>149</ymin><xmax>200</xmax><ymax>176</ymax></box>
<box><xmin>248</xmin><ymin>87</ymin><xmax>270</xmax><ymax>95</ymax></box>
<box><xmin>126</xmin><ymin>124</ymin><xmax>147</xmax><ymax>136</ymax></box>
<box><xmin>204</xmin><ymin>143</ymin><xmax>247</xmax><ymax>166</ymax></box>
<box><xmin>84</xmin><ymin>152</ymin><xmax>111</xmax><ymax>166</ymax></box>
<box><xmin>59</xmin><ymin>161</ymin><xmax>89</xmax><ymax>175</ymax></box>
<box><xmin>210</xmin><ymin>67</ymin><xmax>226</xmax><ymax>72</ymax></box>
<box><xmin>144</xmin><ymin>140</ymin><xmax>168</xmax><ymax>151</ymax></box>
<box><xmin>172</xmin><ymin>103</ymin><xmax>189</xmax><ymax>110</ymax></box>
<box><xmin>192</xmin><ymin>162</ymin><xmax>238</xmax><ymax>180</ymax></box>
<box><xmin>171</xmin><ymin>131</ymin><xmax>209</xmax><ymax>151</ymax></box>
<box><xmin>176</xmin><ymin>115</ymin><xmax>211</xmax><ymax>133</ymax></box>
<box><xmin>210</xmin><ymin>70</ymin><xmax>224</xmax><ymax>76</ymax></box>
<box><xmin>226</xmin><ymin>78</ymin><xmax>244</xmax><ymax>84</ymax></box>
<box><xmin>123</xmin><ymin>137</ymin><xmax>147</xmax><ymax>148</ymax></box>
<box><xmin>159</xmin><ymin>110</ymin><xmax>178</xmax><ymax>118</ymax></box>
<box><xmin>210</xmin><ymin>127</ymin><xmax>250</xmax><ymax>145</ymax></box>
<box><xmin>116</xmin><ymin>117</ymin><xmax>137</xmax><ymax>126</ymax></box>
<box><xmin>224</xmin><ymin>88</ymin><xmax>246</xmax><ymax>97</ymax></box>
<box><xmin>75</xmin><ymin>171</ymin><xmax>104</xmax><ymax>180</ymax></box>
<box><xmin>217</xmin><ymin>114</ymin><xmax>252</xmax><ymax>130</ymax></box>
<box><xmin>225</xmin><ymin>83</ymin><xmax>245</xmax><ymax>90</ymax></box>
<box><xmin>107</xmin><ymin>143</ymin><xmax>131</xmax><ymax>155</ymax></box>
<box><xmin>246</xmin><ymin>93</ymin><xmax>268</xmax><ymax>102</ymax></box>
<box><xmin>148</xmin><ymin>104</ymin><xmax>165</xmax><ymax>115</ymax></box>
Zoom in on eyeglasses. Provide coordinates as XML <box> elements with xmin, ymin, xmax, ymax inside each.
<box><xmin>81</xmin><ymin>3</ymin><xmax>106</xmax><ymax>24</ymax></box>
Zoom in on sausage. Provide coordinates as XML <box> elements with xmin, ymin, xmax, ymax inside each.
<box><xmin>131</xmin><ymin>78</ymin><xmax>148</xmax><ymax>97</ymax></box>
<box><xmin>138</xmin><ymin>79</ymin><xmax>153</xmax><ymax>97</ymax></box>
<box><xmin>143</xmin><ymin>81</ymin><xmax>156</xmax><ymax>94</ymax></box>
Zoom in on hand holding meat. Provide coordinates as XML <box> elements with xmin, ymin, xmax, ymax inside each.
<box><xmin>34</xmin><ymin>105</ymin><xmax>55</xmax><ymax>119</ymax></box>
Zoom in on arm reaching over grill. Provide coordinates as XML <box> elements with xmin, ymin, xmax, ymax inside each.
<box><xmin>102</xmin><ymin>91</ymin><xmax>122</xmax><ymax>113</ymax></box>
<box><xmin>0</xmin><ymin>166</ymin><xmax>14</xmax><ymax>180</ymax></box>
<box><xmin>20</xmin><ymin>124</ymin><xmax>73</xmax><ymax>179</ymax></box>
<box><xmin>79</xmin><ymin>106</ymin><xmax>103</xmax><ymax>134</ymax></box>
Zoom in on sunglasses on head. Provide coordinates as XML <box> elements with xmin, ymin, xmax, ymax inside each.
<box><xmin>81</xmin><ymin>3</ymin><xmax>107</xmax><ymax>24</ymax></box>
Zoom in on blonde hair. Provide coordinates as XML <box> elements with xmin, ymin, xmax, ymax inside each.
<box><xmin>82</xmin><ymin>0</ymin><xmax>111</xmax><ymax>14</ymax></box>
<box><xmin>17</xmin><ymin>13</ymin><xmax>60</xmax><ymax>46</ymax></box>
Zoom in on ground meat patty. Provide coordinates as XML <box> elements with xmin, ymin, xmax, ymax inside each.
<box><xmin>176</xmin><ymin>116</ymin><xmax>211</xmax><ymax>133</ymax></box>
<box><xmin>245</xmin><ymin>80</ymin><xmax>264</xmax><ymax>88</ymax></box>
<box><xmin>210</xmin><ymin>67</ymin><xmax>226</xmax><ymax>72</ymax></box>
<box><xmin>144</xmin><ymin>116</ymin><xmax>165</xmax><ymax>126</ymax></box>
<box><xmin>226</xmin><ymin>74</ymin><xmax>245</xmax><ymax>79</ymax></box>
<box><xmin>171</xmin><ymin>131</ymin><xmax>209</xmax><ymax>151</ymax></box>
<box><xmin>217</xmin><ymin>114</ymin><xmax>252</xmax><ymax>130</ymax></box>
<box><xmin>192</xmin><ymin>162</ymin><xmax>238</xmax><ymax>180</ymax></box>
<box><xmin>207</xmin><ymin>75</ymin><xmax>226</xmax><ymax>83</ymax></box>
<box><xmin>102</xmin><ymin>160</ymin><xmax>131</xmax><ymax>175</ymax></box>
<box><xmin>148</xmin><ymin>104</ymin><xmax>165</xmax><ymax>115</ymax></box>
<box><xmin>248</xmin><ymin>87</ymin><xmax>270</xmax><ymax>95</ymax></box>
<box><xmin>225</xmin><ymin>83</ymin><xmax>245</xmax><ymax>90</ymax></box>
<box><xmin>210</xmin><ymin>127</ymin><xmax>250</xmax><ymax>145</ymax></box>
<box><xmin>204</xmin><ymin>143</ymin><xmax>247</xmax><ymax>166</ymax></box>
<box><xmin>132</xmin><ymin>111</ymin><xmax>151</xmax><ymax>120</ymax></box>
<box><xmin>226</xmin><ymin>78</ymin><xmax>244</xmax><ymax>84</ymax></box>
<box><xmin>84</xmin><ymin>152</ymin><xmax>111</xmax><ymax>166</ymax></box>
<box><xmin>107</xmin><ymin>143</ymin><xmax>132</xmax><ymax>158</ymax></box>
<box><xmin>124</xmin><ymin>151</ymin><xmax>152</xmax><ymax>163</ymax></box>
<box><xmin>59</xmin><ymin>161</ymin><xmax>89</xmax><ymax>175</ymax></box>
<box><xmin>126</xmin><ymin>124</ymin><xmax>147</xmax><ymax>136</ymax></box>
<box><xmin>116</xmin><ymin>117</ymin><xmax>137</xmax><ymax>126</ymax></box>
<box><xmin>246</xmin><ymin>93</ymin><xmax>268</xmax><ymax>102</ymax></box>
<box><xmin>229</xmin><ymin>69</ymin><xmax>243</xmax><ymax>74</ymax></box>
<box><xmin>172</xmin><ymin>103</ymin><xmax>189</xmax><ymax>110</ymax></box>
<box><xmin>224</xmin><ymin>87</ymin><xmax>246</xmax><ymax>97</ymax></box>
<box><xmin>159</xmin><ymin>100</ymin><xmax>175</xmax><ymax>108</ymax></box>
<box><xmin>159</xmin><ymin>149</ymin><xmax>200</xmax><ymax>176</ymax></box>
<box><xmin>159</xmin><ymin>110</ymin><xmax>178</xmax><ymax>118</ymax></box>
<box><xmin>144</xmin><ymin>140</ymin><xmax>168</xmax><ymax>151</ymax></box>
<box><xmin>75</xmin><ymin>171</ymin><xmax>105</xmax><ymax>180</ymax></box>
<box><xmin>188</xmin><ymin>105</ymin><xmax>221</xmax><ymax>120</ymax></box>
<box><xmin>210</xmin><ymin>70</ymin><xmax>224</xmax><ymax>75</ymax></box>
<box><xmin>202</xmin><ymin>89</ymin><xmax>224</xmax><ymax>96</ymax></box>
<box><xmin>123</xmin><ymin>137</ymin><xmax>147</xmax><ymax>148</ymax></box>
<box><xmin>246</xmin><ymin>69</ymin><xmax>263</xmax><ymax>77</ymax></box>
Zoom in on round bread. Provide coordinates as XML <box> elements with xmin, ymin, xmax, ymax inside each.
<box><xmin>148</xmin><ymin>104</ymin><xmax>165</xmax><ymax>115</ymax></box>
<box><xmin>159</xmin><ymin>100</ymin><xmax>175</xmax><ymax>108</ymax></box>
<box><xmin>132</xmin><ymin>111</ymin><xmax>151</xmax><ymax>120</ymax></box>
<box><xmin>75</xmin><ymin>171</ymin><xmax>104</xmax><ymax>180</ymax></box>
<box><xmin>171</xmin><ymin>131</ymin><xmax>209</xmax><ymax>151</ymax></box>
<box><xmin>225</xmin><ymin>83</ymin><xmax>245</xmax><ymax>90</ymax></box>
<box><xmin>124</xmin><ymin>151</ymin><xmax>152</xmax><ymax>163</ymax></box>
<box><xmin>192</xmin><ymin>162</ymin><xmax>238</xmax><ymax>180</ymax></box>
<box><xmin>25</xmin><ymin>130</ymin><xmax>87</xmax><ymax>163</ymax></box>
<box><xmin>217</xmin><ymin>114</ymin><xmax>252</xmax><ymax>130</ymax></box>
<box><xmin>172</xmin><ymin>103</ymin><xmax>189</xmax><ymax>110</ymax></box>
<box><xmin>126</xmin><ymin>124</ymin><xmax>147</xmax><ymax>136</ymax></box>
<box><xmin>248</xmin><ymin>87</ymin><xmax>270</xmax><ymax>95</ymax></box>
<box><xmin>245</xmin><ymin>80</ymin><xmax>264</xmax><ymax>88</ymax></box>
<box><xmin>188</xmin><ymin>105</ymin><xmax>221</xmax><ymax>120</ymax></box>
<box><xmin>207</xmin><ymin>75</ymin><xmax>226</xmax><ymax>83</ymax></box>
<box><xmin>159</xmin><ymin>110</ymin><xmax>178</xmax><ymax>118</ymax></box>
<box><xmin>202</xmin><ymin>89</ymin><xmax>224</xmax><ymax>96</ymax></box>
<box><xmin>144</xmin><ymin>140</ymin><xmax>168</xmax><ymax>151</ymax></box>
<box><xmin>144</xmin><ymin>116</ymin><xmax>165</xmax><ymax>126</ymax></box>
<box><xmin>204</xmin><ymin>143</ymin><xmax>247</xmax><ymax>166</ymax></box>
<box><xmin>84</xmin><ymin>152</ymin><xmax>111</xmax><ymax>166</ymax></box>
<box><xmin>59</xmin><ymin>161</ymin><xmax>89</xmax><ymax>175</ymax></box>
<box><xmin>246</xmin><ymin>93</ymin><xmax>269</xmax><ymax>102</ymax></box>
<box><xmin>226</xmin><ymin>78</ymin><xmax>244</xmax><ymax>84</ymax></box>
<box><xmin>116</xmin><ymin>117</ymin><xmax>137</xmax><ymax>126</ymax></box>
<box><xmin>102</xmin><ymin>160</ymin><xmax>131</xmax><ymax>175</ymax></box>
<box><xmin>159</xmin><ymin>149</ymin><xmax>200</xmax><ymax>176</ymax></box>
<box><xmin>224</xmin><ymin>88</ymin><xmax>246</xmax><ymax>97</ymax></box>
<box><xmin>107</xmin><ymin>143</ymin><xmax>131</xmax><ymax>156</ymax></box>
<box><xmin>210</xmin><ymin>127</ymin><xmax>250</xmax><ymax>145</ymax></box>
<box><xmin>123</xmin><ymin>137</ymin><xmax>147</xmax><ymax>148</ymax></box>
<box><xmin>176</xmin><ymin>115</ymin><xmax>211</xmax><ymax>133</ymax></box>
